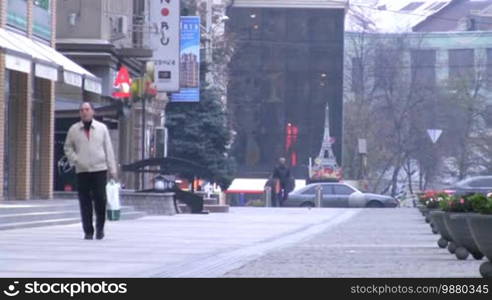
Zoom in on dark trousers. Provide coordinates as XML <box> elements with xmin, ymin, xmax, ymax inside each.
<box><xmin>274</xmin><ymin>188</ymin><xmax>288</xmax><ymax>207</ymax></box>
<box><xmin>77</xmin><ymin>171</ymin><xmax>107</xmax><ymax>235</ymax></box>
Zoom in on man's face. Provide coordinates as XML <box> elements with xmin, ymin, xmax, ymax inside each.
<box><xmin>279</xmin><ymin>158</ymin><xmax>286</xmax><ymax>165</ymax></box>
<box><xmin>79</xmin><ymin>103</ymin><xmax>94</xmax><ymax>122</ymax></box>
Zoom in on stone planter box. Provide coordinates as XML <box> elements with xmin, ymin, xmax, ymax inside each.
<box><xmin>426</xmin><ymin>209</ymin><xmax>439</xmax><ymax>233</ymax></box>
<box><xmin>120</xmin><ymin>192</ymin><xmax>176</xmax><ymax>216</ymax></box>
<box><xmin>418</xmin><ymin>206</ymin><xmax>428</xmax><ymax>216</ymax></box>
<box><xmin>467</xmin><ymin>214</ymin><xmax>492</xmax><ymax>278</ymax></box>
<box><xmin>444</xmin><ymin>213</ymin><xmax>483</xmax><ymax>260</ymax></box>
<box><xmin>429</xmin><ymin>210</ymin><xmax>456</xmax><ymax>253</ymax></box>
<box><xmin>430</xmin><ymin>220</ymin><xmax>439</xmax><ymax>234</ymax></box>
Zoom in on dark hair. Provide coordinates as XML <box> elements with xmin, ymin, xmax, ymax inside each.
<box><xmin>79</xmin><ymin>101</ymin><xmax>95</xmax><ymax>110</ymax></box>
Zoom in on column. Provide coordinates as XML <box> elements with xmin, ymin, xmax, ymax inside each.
<box><xmin>39</xmin><ymin>80</ymin><xmax>55</xmax><ymax>199</ymax></box>
<box><xmin>0</xmin><ymin>54</ymin><xmax>5</xmax><ymax>200</ymax></box>
<box><xmin>13</xmin><ymin>71</ymin><xmax>33</xmax><ymax>200</ymax></box>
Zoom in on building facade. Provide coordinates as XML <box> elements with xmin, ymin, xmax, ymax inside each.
<box><xmin>0</xmin><ymin>0</ymin><xmax>102</xmax><ymax>200</ymax></box>
<box><xmin>55</xmin><ymin>0</ymin><xmax>165</xmax><ymax>190</ymax></box>
<box><xmin>226</xmin><ymin>0</ymin><xmax>347</xmax><ymax>179</ymax></box>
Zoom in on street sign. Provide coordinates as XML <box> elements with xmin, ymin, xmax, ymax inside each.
<box><xmin>358</xmin><ymin>138</ymin><xmax>367</xmax><ymax>154</ymax></box>
<box><xmin>150</xmin><ymin>0</ymin><xmax>180</xmax><ymax>92</ymax></box>
<box><xmin>427</xmin><ymin>129</ymin><xmax>442</xmax><ymax>144</ymax></box>
<box><xmin>112</xmin><ymin>66</ymin><xmax>132</xmax><ymax>98</ymax></box>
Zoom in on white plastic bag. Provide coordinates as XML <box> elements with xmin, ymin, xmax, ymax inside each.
<box><xmin>106</xmin><ymin>180</ymin><xmax>121</xmax><ymax>211</ymax></box>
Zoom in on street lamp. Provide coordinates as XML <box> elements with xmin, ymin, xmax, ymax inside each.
<box><xmin>200</xmin><ymin>15</ymin><xmax>230</xmax><ymax>64</ymax></box>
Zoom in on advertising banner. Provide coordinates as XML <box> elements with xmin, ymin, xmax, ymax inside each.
<box><xmin>172</xmin><ymin>16</ymin><xmax>201</xmax><ymax>102</ymax></box>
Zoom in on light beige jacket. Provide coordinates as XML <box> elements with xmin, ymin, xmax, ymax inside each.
<box><xmin>64</xmin><ymin>119</ymin><xmax>117</xmax><ymax>176</ymax></box>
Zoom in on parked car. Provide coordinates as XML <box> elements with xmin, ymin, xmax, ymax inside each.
<box><xmin>446</xmin><ymin>176</ymin><xmax>492</xmax><ymax>196</ymax></box>
<box><xmin>284</xmin><ymin>182</ymin><xmax>399</xmax><ymax>208</ymax></box>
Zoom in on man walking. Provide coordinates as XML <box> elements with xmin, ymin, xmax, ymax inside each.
<box><xmin>64</xmin><ymin>102</ymin><xmax>117</xmax><ymax>240</ymax></box>
<box><xmin>272</xmin><ymin>157</ymin><xmax>291</xmax><ymax>207</ymax></box>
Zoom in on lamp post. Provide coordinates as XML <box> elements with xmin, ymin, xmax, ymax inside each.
<box><xmin>200</xmin><ymin>15</ymin><xmax>230</xmax><ymax>65</ymax></box>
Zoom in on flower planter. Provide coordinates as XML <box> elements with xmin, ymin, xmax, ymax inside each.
<box><xmin>444</xmin><ymin>213</ymin><xmax>483</xmax><ymax>260</ymax></box>
<box><xmin>418</xmin><ymin>206</ymin><xmax>428</xmax><ymax>216</ymax></box>
<box><xmin>429</xmin><ymin>210</ymin><xmax>456</xmax><ymax>252</ymax></box>
<box><xmin>430</xmin><ymin>221</ymin><xmax>439</xmax><ymax>234</ymax></box>
<box><xmin>426</xmin><ymin>209</ymin><xmax>440</xmax><ymax>234</ymax></box>
<box><xmin>467</xmin><ymin>214</ymin><xmax>492</xmax><ymax>278</ymax></box>
<box><xmin>423</xmin><ymin>209</ymin><xmax>435</xmax><ymax>223</ymax></box>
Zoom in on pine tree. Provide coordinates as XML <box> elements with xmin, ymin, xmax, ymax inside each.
<box><xmin>166</xmin><ymin>84</ymin><xmax>236</xmax><ymax>190</ymax></box>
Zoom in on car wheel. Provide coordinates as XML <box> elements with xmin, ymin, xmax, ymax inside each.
<box><xmin>300</xmin><ymin>202</ymin><xmax>314</xmax><ymax>208</ymax></box>
<box><xmin>366</xmin><ymin>200</ymin><xmax>384</xmax><ymax>208</ymax></box>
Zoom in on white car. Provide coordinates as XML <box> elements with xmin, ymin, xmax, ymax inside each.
<box><xmin>283</xmin><ymin>182</ymin><xmax>399</xmax><ymax>208</ymax></box>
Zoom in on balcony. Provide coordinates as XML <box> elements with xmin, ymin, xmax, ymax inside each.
<box><xmin>115</xmin><ymin>14</ymin><xmax>153</xmax><ymax>58</ymax></box>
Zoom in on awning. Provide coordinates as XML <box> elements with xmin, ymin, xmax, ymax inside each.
<box><xmin>0</xmin><ymin>28</ymin><xmax>102</xmax><ymax>93</ymax></box>
<box><xmin>34</xmin><ymin>41</ymin><xmax>102</xmax><ymax>92</ymax></box>
<box><xmin>226</xmin><ymin>178</ymin><xmax>306</xmax><ymax>194</ymax></box>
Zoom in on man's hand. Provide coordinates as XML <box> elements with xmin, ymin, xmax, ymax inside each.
<box><xmin>109</xmin><ymin>172</ymin><xmax>118</xmax><ymax>181</ymax></box>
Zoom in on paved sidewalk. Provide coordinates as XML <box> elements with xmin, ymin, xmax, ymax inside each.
<box><xmin>0</xmin><ymin>208</ymin><xmax>357</xmax><ymax>277</ymax></box>
<box><xmin>224</xmin><ymin>208</ymin><xmax>483</xmax><ymax>278</ymax></box>
<box><xmin>1</xmin><ymin>207</ymin><xmax>482</xmax><ymax>278</ymax></box>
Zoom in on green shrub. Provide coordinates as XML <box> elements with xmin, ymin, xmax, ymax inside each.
<box><xmin>469</xmin><ymin>193</ymin><xmax>492</xmax><ymax>214</ymax></box>
<box><xmin>440</xmin><ymin>194</ymin><xmax>473</xmax><ymax>213</ymax></box>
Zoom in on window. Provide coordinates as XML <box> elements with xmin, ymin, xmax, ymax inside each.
<box><xmin>411</xmin><ymin>49</ymin><xmax>436</xmax><ymax>89</ymax></box>
<box><xmin>351</xmin><ymin>57</ymin><xmax>363</xmax><ymax>92</ymax></box>
<box><xmin>7</xmin><ymin>0</ymin><xmax>28</xmax><ymax>31</ymax></box>
<box><xmin>400</xmin><ymin>2</ymin><xmax>424</xmax><ymax>11</ymax></box>
<box><xmin>302</xmin><ymin>187</ymin><xmax>317</xmax><ymax>195</ymax></box>
<box><xmin>374</xmin><ymin>49</ymin><xmax>400</xmax><ymax>90</ymax></box>
<box><xmin>469</xmin><ymin>178</ymin><xmax>492</xmax><ymax>187</ymax></box>
<box><xmin>333</xmin><ymin>185</ymin><xmax>355</xmax><ymax>195</ymax></box>
<box><xmin>448</xmin><ymin>49</ymin><xmax>475</xmax><ymax>84</ymax></box>
<box><xmin>322</xmin><ymin>185</ymin><xmax>334</xmax><ymax>195</ymax></box>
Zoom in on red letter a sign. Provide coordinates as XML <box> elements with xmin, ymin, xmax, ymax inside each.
<box><xmin>113</xmin><ymin>66</ymin><xmax>132</xmax><ymax>98</ymax></box>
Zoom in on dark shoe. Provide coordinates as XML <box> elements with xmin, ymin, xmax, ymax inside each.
<box><xmin>84</xmin><ymin>234</ymin><xmax>93</xmax><ymax>240</ymax></box>
<box><xmin>96</xmin><ymin>231</ymin><xmax>104</xmax><ymax>240</ymax></box>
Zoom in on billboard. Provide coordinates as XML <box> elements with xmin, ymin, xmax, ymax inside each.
<box><xmin>149</xmin><ymin>0</ymin><xmax>181</xmax><ymax>92</ymax></box>
<box><xmin>172</xmin><ymin>16</ymin><xmax>201</xmax><ymax>102</ymax></box>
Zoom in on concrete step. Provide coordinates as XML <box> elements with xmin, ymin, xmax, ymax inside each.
<box><xmin>0</xmin><ymin>202</ymin><xmax>79</xmax><ymax>215</ymax></box>
<box><xmin>53</xmin><ymin>191</ymin><xmax>78</xmax><ymax>199</ymax></box>
<box><xmin>0</xmin><ymin>210</ymin><xmax>81</xmax><ymax>224</ymax></box>
<box><xmin>178</xmin><ymin>203</ymin><xmax>229</xmax><ymax>213</ymax></box>
<box><xmin>0</xmin><ymin>217</ymin><xmax>81</xmax><ymax>231</ymax></box>
<box><xmin>204</xmin><ymin>198</ymin><xmax>218</xmax><ymax>205</ymax></box>
<box><xmin>205</xmin><ymin>204</ymin><xmax>229</xmax><ymax>213</ymax></box>
<box><xmin>0</xmin><ymin>201</ymin><xmax>146</xmax><ymax>230</ymax></box>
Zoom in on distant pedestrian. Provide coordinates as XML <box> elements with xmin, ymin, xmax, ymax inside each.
<box><xmin>272</xmin><ymin>157</ymin><xmax>292</xmax><ymax>207</ymax></box>
<box><xmin>64</xmin><ymin>102</ymin><xmax>117</xmax><ymax>240</ymax></box>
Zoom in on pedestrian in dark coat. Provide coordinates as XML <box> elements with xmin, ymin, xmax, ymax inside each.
<box><xmin>272</xmin><ymin>157</ymin><xmax>291</xmax><ymax>207</ymax></box>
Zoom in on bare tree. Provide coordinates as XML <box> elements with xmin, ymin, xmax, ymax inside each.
<box><xmin>344</xmin><ymin>32</ymin><xmax>435</xmax><ymax>196</ymax></box>
<box><xmin>438</xmin><ymin>54</ymin><xmax>488</xmax><ymax>180</ymax></box>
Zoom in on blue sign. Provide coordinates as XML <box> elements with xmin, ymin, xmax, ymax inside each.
<box><xmin>172</xmin><ymin>16</ymin><xmax>201</xmax><ymax>102</ymax></box>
